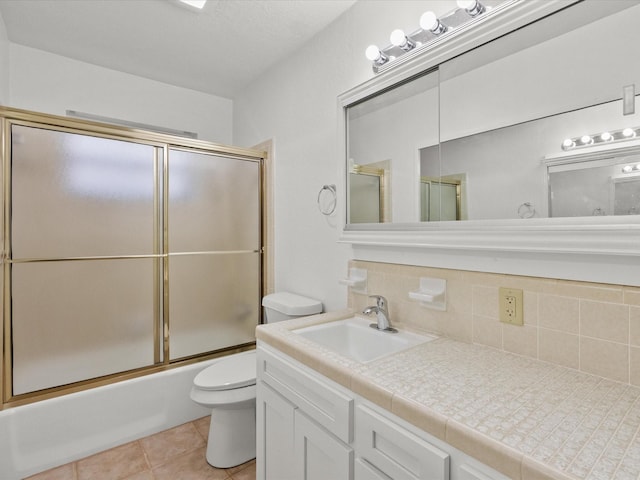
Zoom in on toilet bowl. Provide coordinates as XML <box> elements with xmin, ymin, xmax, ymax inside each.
<box><xmin>190</xmin><ymin>292</ymin><xmax>322</xmax><ymax>468</ymax></box>
<box><xmin>190</xmin><ymin>350</ymin><xmax>257</xmax><ymax>468</ymax></box>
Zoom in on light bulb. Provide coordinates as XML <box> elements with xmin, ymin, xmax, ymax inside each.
<box><xmin>420</xmin><ymin>11</ymin><xmax>446</xmax><ymax>34</ymax></box>
<box><xmin>623</xmin><ymin>165</ymin><xmax>634</xmax><ymax>173</ymax></box>
<box><xmin>389</xmin><ymin>29</ymin><xmax>415</xmax><ymax>51</ymax></box>
<box><xmin>390</xmin><ymin>29</ymin><xmax>407</xmax><ymax>47</ymax></box>
<box><xmin>580</xmin><ymin>135</ymin><xmax>593</xmax><ymax>145</ymax></box>
<box><xmin>623</xmin><ymin>127</ymin><xmax>636</xmax><ymax>138</ymax></box>
<box><xmin>365</xmin><ymin>45</ymin><xmax>382</xmax><ymax>61</ymax></box>
<box><xmin>600</xmin><ymin>132</ymin><xmax>612</xmax><ymax>141</ymax></box>
<box><xmin>562</xmin><ymin>138</ymin><xmax>575</xmax><ymax>150</ymax></box>
<box><xmin>457</xmin><ymin>0</ymin><xmax>485</xmax><ymax>16</ymax></box>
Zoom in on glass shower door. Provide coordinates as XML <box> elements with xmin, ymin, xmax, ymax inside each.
<box><xmin>167</xmin><ymin>149</ymin><xmax>261</xmax><ymax>360</ymax></box>
<box><xmin>10</xmin><ymin>125</ymin><xmax>159</xmax><ymax>395</ymax></box>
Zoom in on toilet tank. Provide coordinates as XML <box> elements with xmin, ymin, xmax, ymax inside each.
<box><xmin>262</xmin><ymin>292</ymin><xmax>322</xmax><ymax>323</ymax></box>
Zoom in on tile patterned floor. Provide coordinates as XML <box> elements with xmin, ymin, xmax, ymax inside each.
<box><xmin>25</xmin><ymin>416</ymin><xmax>256</xmax><ymax>480</ymax></box>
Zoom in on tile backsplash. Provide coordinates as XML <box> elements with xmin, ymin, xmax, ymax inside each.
<box><xmin>347</xmin><ymin>260</ymin><xmax>640</xmax><ymax>387</ymax></box>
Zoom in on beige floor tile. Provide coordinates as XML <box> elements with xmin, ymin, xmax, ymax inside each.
<box><xmin>25</xmin><ymin>421</ymin><xmax>255</xmax><ymax>480</ymax></box>
<box><xmin>140</xmin><ymin>422</ymin><xmax>206</xmax><ymax>468</ymax></box>
<box><xmin>152</xmin><ymin>447</ymin><xmax>229</xmax><ymax>480</ymax></box>
<box><xmin>76</xmin><ymin>441</ymin><xmax>148</xmax><ymax>480</ymax></box>
<box><xmin>229</xmin><ymin>460</ymin><xmax>256</xmax><ymax>480</ymax></box>
<box><xmin>194</xmin><ymin>415</ymin><xmax>211</xmax><ymax>440</ymax></box>
<box><xmin>226</xmin><ymin>459</ymin><xmax>255</xmax><ymax>476</ymax></box>
<box><xmin>121</xmin><ymin>471</ymin><xmax>154</xmax><ymax>480</ymax></box>
<box><xmin>25</xmin><ymin>463</ymin><xmax>76</xmax><ymax>480</ymax></box>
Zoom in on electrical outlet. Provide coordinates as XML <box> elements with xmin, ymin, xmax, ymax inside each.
<box><xmin>499</xmin><ymin>287</ymin><xmax>523</xmax><ymax>325</ymax></box>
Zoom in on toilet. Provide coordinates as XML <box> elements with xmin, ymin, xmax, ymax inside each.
<box><xmin>190</xmin><ymin>292</ymin><xmax>322</xmax><ymax>468</ymax></box>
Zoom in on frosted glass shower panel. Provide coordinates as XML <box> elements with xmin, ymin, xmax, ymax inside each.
<box><xmin>11</xmin><ymin>125</ymin><xmax>156</xmax><ymax>259</ymax></box>
<box><xmin>11</xmin><ymin>259</ymin><xmax>156</xmax><ymax>395</ymax></box>
<box><xmin>168</xmin><ymin>149</ymin><xmax>260</xmax><ymax>252</ymax></box>
<box><xmin>168</xmin><ymin>253</ymin><xmax>260</xmax><ymax>360</ymax></box>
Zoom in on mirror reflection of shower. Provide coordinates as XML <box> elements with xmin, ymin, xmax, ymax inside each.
<box><xmin>348</xmin><ymin>160</ymin><xmax>390</xmax><ymax>223</ymax></box>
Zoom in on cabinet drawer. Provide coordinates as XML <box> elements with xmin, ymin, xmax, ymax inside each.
<box><xmin>257</xmin><ymin>346</ymin><xmax>353</xmax><ymax>443</ymax></box>
<box><xmin>356</xmin><ymin>405</ymin><xmax>449</xmax><ymax>480</ymax></box>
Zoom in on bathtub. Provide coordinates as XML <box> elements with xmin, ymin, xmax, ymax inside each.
<box><xmin>0</xmin><ymin>359</ymin><xmax>218</xmax><ymax>479</ymax></box>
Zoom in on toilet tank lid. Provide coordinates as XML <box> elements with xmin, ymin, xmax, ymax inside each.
<box><xmin>262</xmin><ymin>292</ymin><xmax>322</xmax><ymax>316</ymax></box>
<box><xmin>193</xmin><ymin>351</ymin><xmax>256</xmax><ymax>391</ymax></box>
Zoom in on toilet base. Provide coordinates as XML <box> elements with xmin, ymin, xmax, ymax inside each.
<box><xmin>206</xmin><ymin>401</ymin><xmax>256</xmax><ymax>468</ymax></box>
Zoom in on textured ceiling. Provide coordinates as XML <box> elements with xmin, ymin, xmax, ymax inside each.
<box><xmin>0</xmin><ymin>0</ymin><xmax>357</xmax><ymax>98</ymax></box>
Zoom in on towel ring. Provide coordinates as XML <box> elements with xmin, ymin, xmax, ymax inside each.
<box><xmin>317</xmin><ymin>184</ymin><xmax>337</xmax><ymax>216</ymax></box>
<box><xmin>517</xmin><ymin>202</ymin><xmax>536</xmax><ymax>219</ymax></box>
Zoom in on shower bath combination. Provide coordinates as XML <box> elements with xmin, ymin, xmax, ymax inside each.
<box><xmin>0</xmin><ymin>106</ymin><xmax>265</xmax><ymax>407</ymax></box>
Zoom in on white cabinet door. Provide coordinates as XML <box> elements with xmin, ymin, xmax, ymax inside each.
<box><xmin>256</xmin><ymin>382</ymin><xmax>296</xmax><ymax>480</ymax></box>
<box><xmin>355</xmin><ymin>458</ymin><xmax>392</xmax><ymax>480</ymax></box>
<box><xmin>356</xmin><ymin>405</ymin><xmax>449</xmax><ymax>480</ymax></box>
<box><xmin>257</xmin><ymin>346</ymin><xmax>353</xmax><ymax>443</ymax></box>
<box><xmin>294</xmin><ymin>410</ymin><xmax>354</xmax><ymax>480</ymax></box>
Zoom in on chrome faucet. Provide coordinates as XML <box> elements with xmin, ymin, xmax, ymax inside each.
<box><xmin>363</xmin><ymin>295</ymin><xmax>397</xmax><ymax>332</ymax></box>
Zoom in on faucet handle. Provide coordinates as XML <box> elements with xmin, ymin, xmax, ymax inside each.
<box><xmin>369</xmin><ymin>295</ymin><xmax>387</xmax><ymax>309</ymax></box>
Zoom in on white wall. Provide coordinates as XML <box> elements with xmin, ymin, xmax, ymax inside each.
<box><xmin>0</xmin><ymin>8</ymin><xmax>9</xmax><ymax>105</ymax></box>
<box><xmin>9</xmin><ymin>45</ymin><xmax>232</xmax><ymax>144</ymax></box>
<box><xmin>233</xmin><ymin>1</ymin><xmax>454</xmax><ymax>311</ymax></box>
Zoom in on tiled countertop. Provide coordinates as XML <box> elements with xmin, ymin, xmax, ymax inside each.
<box><xmin>256</xmin><ymin>310</ymin><xmax>640</xmax><ymax>480</ymax></box>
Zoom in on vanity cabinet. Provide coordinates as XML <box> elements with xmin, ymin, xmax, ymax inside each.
<box><xmin>256</xmin><ymin>343</ymin><xmax>508</xmax><ymax>480</ymax></box>
<box><xmin>356</xmin><ymin>405</ymin><xmax>449</xmax><ymax>479</ymax></box>
<box><xmin>256</xmin><ymin>344</ymin><xmax>354</xmax><ymax>480</ymax></box>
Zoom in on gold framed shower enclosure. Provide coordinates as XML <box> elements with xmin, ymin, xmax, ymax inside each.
<box><xmin>0</xmin><ymin>107</ymin><xmax>265</xmax><ymax>409</ymax></box>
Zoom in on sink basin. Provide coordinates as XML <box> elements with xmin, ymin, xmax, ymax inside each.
<box><xmin>293</xmin><ymin>316</ymin><xmax>436</xmax><ymax>363</ymax></box>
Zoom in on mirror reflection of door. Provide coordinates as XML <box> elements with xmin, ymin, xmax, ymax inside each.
<box><xmin>349</xmin><ymin>166</ymin><xmax>386</xmax><ymax>223</ymax></box>
<box><xmin>420</xmin><ymin>177</ymin><xmax>461</xmax><ymax>221</ymax></box>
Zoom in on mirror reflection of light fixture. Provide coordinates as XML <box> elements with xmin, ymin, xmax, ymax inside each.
<box><xmin>621</xmin><ymin>164</ymin><xmax>640</xmax><ymax>173</ymax></box>
<box><xmin>390</xmin><ymin>29</ymin><xmax>416</xmax><ymax>51</ymax></box>
<box><xmin>562</xmin><ymin>126</ymin><xmax>640</xmax><ymax>151</ymax></box>
<box><xmin>580</xmin><ymin>135</ymin><xmax>593</xmax><ymax>145</ymax></box>
<box><xmin>457</xmin><ymin>0</ymin><xmax>486</xmax><ymax>17</ymax></box>
<box><xmin>364</xmin><ymin>0</ymin><xmax>494</xmax><ymax>73</ymax></box>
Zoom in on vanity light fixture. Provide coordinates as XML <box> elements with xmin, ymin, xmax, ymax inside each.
<box><xmin>420</xmin><ymin>11</ymin><xmax>447</xmax><ymax>35</ymax></box>
<box><xmin>364</xmin><ymin>0</ymin><xmax>492</xmax><ymax>73</ymax></box>
<box><xmin>390</xmin><ymin>29</ymin><xmax>416</xmax><ymax>51</ymax></box>
<box><xmin>621</xmin><ymin>164</ymin><xmax>640</xmax><ymax>173</ymax></box>
<box><xmin>562</xmin><ymin>126</ymin><xmax>640</xmax><ymax>151</ymax></box>
<box><xmin>457</xmin><ymin>0</ymin><xmax>486</xmax><ymax>17</ymax></box>
<box><xmin>365</xmin><ymin>45</ymin><xmax>390</xmax><ymax>66</ymax></box>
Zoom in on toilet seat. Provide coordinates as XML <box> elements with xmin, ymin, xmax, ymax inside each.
<box><xmin>193</xmin><ymin>351</ymin><xmax>256</xmax><ymax>391</ymax></box>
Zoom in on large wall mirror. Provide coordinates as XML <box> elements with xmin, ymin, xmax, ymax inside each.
<box><xmin>340</xmin><ymin>0</ymin><xmax>640</xmax><ymax>277</ymax></box>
